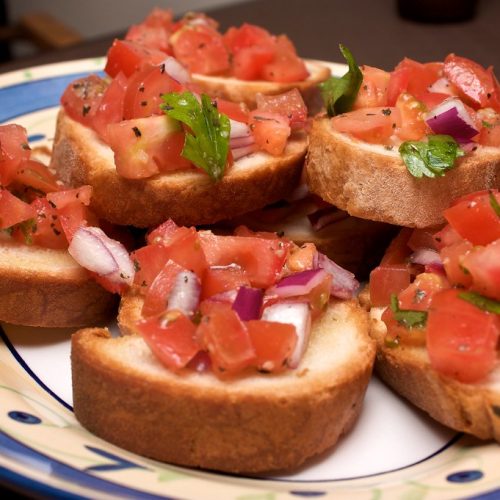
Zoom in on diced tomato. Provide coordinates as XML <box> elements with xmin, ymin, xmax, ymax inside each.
<box><xmin>106</xmin><ymin>115</ymin><xmax>187</xmax><ymax>179</ymax></box>
<box><xmin>443</xmin><ymin>54</ymin><xmax>500</xmax><ymax>112</ymax></box>
<box><xmin>201</xmin><ymin>266</ymin><xmax>250</xmax><ymax>299</ymax></box>
<box><xmin>462</xmin><ymin>239</ymin><xmax>500</xmax><ymax>300</ymax></box>
<box><xmin>143</xmin><ymin>7</ymin><xmax>174</xmax><ymax>30</ymax></box>
<box><xmin>381</xmin><ymin>306</ymin><xmax>426</xmax><ymax>347</ymax></box>
<box><xmin>249</xmin><ymin>111</ymin><xmax>291</xmax><ymax>155</ymax></box>
<box><xmin>307</xmin><ymin>273</ymin><xmax>332</xmax><ymax>318</ymax></box>
<box><xmin>478</xmin><ymin>123</ymin><xmax>500</xmax><ymax>146</ymax></box>
<box><xmin>433</xmin><ymin>224</ymin><xmax>462</xmax><ymax>250</ymax></box>
<box><xmin>105</xmin><ymin>39</ymin><xmax>166</xmax><ymax>78</ymax></box>
<box><xmin>381</xmin><ymin>228</ymin><xmax>413</xmax><ymax>264</ymax></box>
<box><xmin>142</xmin><ymin>260</ymin><xmax>184</xmax><ymax>317</ymax></box>
<box><xmin>395</xmin><ymin>92</ymin><xmax>428</xmax><ymax>141</ymax></box>
<box><xmin>261</xmin><ymin>35</ymin><xmax>308</xmax><ymax>83</ymax></box>
<box><xmin>15</xmin><ymin>159</ymin><xmax>59</xmax><ymax>193</ymax></box>
<box><xmin>132</xmin><ymin>244</ymin><xmax>171</xmax><ymax>290</ymax></box>
<box><xmin>0</xmin><ymin>124</ymin><xmax>31</xmax><ymax>186</ymax></box>
<box><xmin>232</xmin><ymin>46</ymin><xmax>275</xmax><ymax>80</ymax></box>
<box><xmin>233</xmin><ymin>225</ymin><xmax>282</xmax><ymax>240</ymax></box>
<box><xmin>407</xmin><ymin>228</ymin><xmax>439</xmax><ymax>252</ymax></box>
<box><xmin>198</xmin><ymin>301</ymin><xmax>256</xmax><ymax>374</ymax></box>
<box><xmin>353</xmin><ymin>65</ymin><xmax>390</xmax><ymax>109</ymax></box>
<box><xmin>0</xmin><ymin>188</ymin><xmax>35</xmax><ymax>229</ymax></box>
<box><xmin>223</xmin><ymin>23</ymin><xmax>274</xmax><ymax>54</ymax></box>
<box><xmin>146</xmin><ymin>218</ymin><xmax>179</xmax><ymax>245</ymax></box>
<box><xmin>427</xmin><ymin>288</ymin><xmax>500</xmax><ymax>383</ymax></box>
<box><xmin>199</xmin><ymin>232</ymin><xmax>288</xmax><ymax>289</ymax></box>
<box><xmin>440</xmin><ymin>239</ymin><xmax>473</xmax><ymax>288</ymax></box>
<box><xmin>398</xmin><ymin>272</ymin><xmax>448</xmax><ymax>310</ymax></box>
<box><xmin>137</xmin><ymin>310</ymin><xmax>200</xmax><ymax>371</ymax></box>
<box><xmin>125</xmin><ymin>24</ymin><xmax>171</xmax><ymax>53</ymax></box>
<box><xmin>369</xmin><ymin>264</ymin><xmax>412</xmax><ymax>307</ymax></box>
<box><xmin>123</xmin><ymin>65</ymin><xmax>182</xmax><ymax>120</ymax></box>
<box><xmin>246</xmin><ymin>320</ymin><xmax>296</xmax><ymax>372</ymax></box>
<box><xmin>47</xmin><ymin>185</ymin><xmax>92</xmax><ymax>209</ymax></box>
<box><xmin>60</xmin><ymin>75</ymin><xmax>107</xmax><ymax>128</ymax></box>
<box><xmin>444</xmin><ymin>190</ymin><xmax>500</xmax><ymax>245</ymax></box>
<box><xmin>92</xmin><ymin>72</ymin><xmax>128</xmax><ymax>140</ymax></box>
<box><xmin>331</xmin><ymin>107</ymin><xmax>401</xmax><ymax>144</ymax></box>
<box><xmin>255</xmin><ymin>89</ymin><xmax>307</xmax><ymax>128</ymax></box>
<box><xmin>418</xmin><ymin>91</ymin><xmax>449</xmax><ymax>109</ymax></box>
<box><xmin>215</xmin><ymin>99</ymin><xmax>249</xmax><ymax>123</ymax></box>
<box><xmin>171</xmin><ymin>25</ymin><xmax>230</xmax><ymax>75</ymax></box>
<box><xmin>387</xmin><ymin>58</ymin><xmax>442</xmax><ymax>106</ymax></box>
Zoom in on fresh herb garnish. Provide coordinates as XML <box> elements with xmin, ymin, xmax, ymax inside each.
<box><xmin>161</xmin><ymin>92</ymin><xmax>230</xmax><ymax>181</ymax></box>
<box><xmin>399</xmin><ymin>134</ymin><xmax>465</xmax><ymax>178</ymax></box>
<box><xmin>390</xmin><ymin>294</ymin><xmax>428</xmax><ymax>328</ymax></box>
<box><xmin>489</xmin><ymin>190</ymin><xmax>500</xmax><ymax>217</ymax></box>
<box><xmin>320</xmin><ymin>44</ymin><xmax>362</xmax><ymax>117</ymax></box>
<box><xmin>458</xmin><ymin>291</ymin><xmax>500</xmax><ymax>315</ymax></box>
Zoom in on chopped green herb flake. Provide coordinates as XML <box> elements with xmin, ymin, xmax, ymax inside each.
<box><xmin>382</xmin><ymin>108</ymin><xmax>392</xmax><ymax>116</ymax></box>
<box><xmin>320</xmin><ymin>44</ymin><xmax>362</xmax><ymax>117</ymax></box>
<box><xmin>489</xmin><ymin>191</ymin><xmax>500</xmax><ymax>217</ymax></box>
<box><xmin>482</xmin><ymin>120</ymin><xmax>493</xmax><ymax>129</ymax></box>
<box><xmin>399</xmin><ymin>135</ymin><xmax>465</xmax><ymax>178</ymax></box>
<box><xmin>390</xmin><ymin>294</ymin><xmax>428</xmax><ymax>328</ymax></box>
<box><xmin>161</xmin><ymin>92</ymin><xmax>230</xmax><ymax>181</ymax></box>
<box><xmin>458</xmin><ymin>291</ymin><xmax>500</xmax><ymax>314</ymax></box>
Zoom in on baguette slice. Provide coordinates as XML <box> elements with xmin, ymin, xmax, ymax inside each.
<box><xmin>192</xmin><ymin>60</ymin><xmax>331</xmax><ymax>108</ymax></box>
<box><xmin>370</xmin><ymin>306</ymin><xmax>500</xmax><ymax>442</ymax></box>
<box><xmin>0</xmin><ymin>235</ymin><xmax>117</xmax><ymax>327</ymax></box>
<box><xmin>50</xmin><ymin>110</ymin><xmax>306</xmax><ymax>228</ymax></box>
<box><xmin>72</xmin><ymin>299</ymin><xmax>375</xmax><ymax>473</ymax></box>
<box><xmin>305</xmin><ymin>116</ymin><xmax>500</xmax><ymax>228</ymax></box>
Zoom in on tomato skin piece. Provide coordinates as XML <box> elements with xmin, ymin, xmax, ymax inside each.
<box><xmin>440</xmin><ymin>239</ymin><xmax>473</xmax><ymax>288</ymax></box>
<box><xmin>443</xmin><ymin>54</ymin><xmax>500</xmax><ymax>111</ymax></box>
<box><xmin>255</xmin><ymin>89</ymin><xmax>307</xmax><ymax>129</ymax></box>
<box><xmin>137</xmin><ymin>311</ymin><xmax>200</xmax><ymax>371</ymax></box>
<box><xmin>15</xmin><ymin>159</ymin><xmax>60</xmax><ymax>193</ymax></box>
<box><xmin>331</xmin><ymin>107</ymin><xmax>401</xmax><ymax>144</ymax></box>
<box><xmin>132</xmin><ymin>244</ymin><xmax>171</xmax><ymax>290</ymax></box>
<box><xmin>369</xmin><ymin>264</ymin><xmax>411</xmax><ymax>307</ymax></box>
<box><xmin>198</xmin><ymin>301</ymin><xmax>256</xmax><ymax>374</ymax></box>
<box><xmin>427</xmin><ymin>289</ymin><xmax>500</xmax><ymax>383</ymax></box>
<box><xmin>215</xmin><ymin>99</ymin><xmax>249</xmax><ymax>123</ymax></box>
<box><xmin>146</xmin><ymin>218</ymin><xmax>179</xmax><ymax>245</ymax></box>
<box><xmin>249</xmin><ymin>111</ymin><xmax>291</xmax><ymax>155</ymax></box>
<box><xmin>201</xmin><ymin>266</ymin><xmax>250</xmax><ymax>299</ymax></box>
<box><xmin>0</xmin><ymin>188</ymin><xmax>35</xmax><ymax>229</ymax></box>
<box><xmin>444</xmin><ymin>191</ymin><xmax>500</xmax><ymax>246</ymax></box>
<box><xmin>0</xmin><ymin>124</ymin><xmax>31</xmax><ymax>186</ymax></box>
<box><xmin>105</xmin><ymin>39</ymin><xmax>166</xmax><ymax>78</ymax></box>
<box><xmin>353</xmin><ymin>65</ymin><xmax>390</xmax><ymax>109</ymax></box>
<box><xmin>246</xmin><ymin>320</ymin><xmax>296</xmax><ymax>372</ymax></box>
<box><xmin>462</xmin><ymin>239</ymin><xmax>500</xmax><ymax>300</ymax></box>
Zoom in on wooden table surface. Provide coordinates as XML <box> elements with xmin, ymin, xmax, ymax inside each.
<box><xmin>0</xmin><ymin>0</ymin><xmax>499</xmax><ymax>74</ymax></box>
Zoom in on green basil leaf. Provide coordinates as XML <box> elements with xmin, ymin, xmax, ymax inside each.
<box><xmin>458</xmin><ymin>291</ymin><xmax>500</xmax><ymax>314</ymax></box>
<box><xmin>489</xmin><ymin>190</ymin><xmax>500</xmax><ymax>217</ymax></box>
<box><xmin>320</xmin><ymin>44</ymin><xmax>362</xmax><ymax>117</ymax></box>
<box><xmin>399</xmin><ymin>134</ymin><xmax>464</xmax><ymax>178</ymax></box>
<box><xmin>161</xmin><ymin>92</ymin><xmax>230</xmax><ymax>181</ymax></box>
<box><xmin>390</xmin><ymin>294</ymin><xmax>428</xmax><ymax>328</ymax></box>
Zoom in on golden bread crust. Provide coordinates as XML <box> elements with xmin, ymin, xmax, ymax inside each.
<box><xmin>50</xmin><ymin>111</ymin><xmax>306</xmax><ymax>228</ymax></box>
<box><xmin>72</xmin><ymin>300</ymin><xmax>375</xmax><ymax>473</ymax></box>
<box><xmin>192</xmin><ymin>60</ymin><xmax>331</xmax><ymax>108</ymax></box>
<box><xmin>370</xmin><ymin>308</ymin><xmax>500</xmax><ymax>442</ymax></box>
<box><xmin>305</xmin><ymin>117</ymin><xmax>500</xmax><ymax>228</ymax></box>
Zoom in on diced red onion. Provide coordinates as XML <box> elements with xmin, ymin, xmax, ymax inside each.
<box><xmin>69</xmin><ymin>226</ymin><xmax>135</xmax><ymax>286</ymax></box>
<box><xmin>269</xmin><ymin>269</ymin><xmax>329</xmax><ymax>298</ymax></box>
<box><xmin>230</xmin><ymin>119</ymin><xmax>251</xmax><ymax>139</ymax></box>
<box><xmin>428</xmin><ymin>77</ymin><xmax>455</xmax><ymax>96</ymax></box>
<box><xmin>232</xmin><ymin>286</ymin><xmax>263</xmax><ymax>320</ymax></box>
<box><xmin>262</xmin><ymin>302</ymin><xmax>311</xmax><ymax>368</ymax></box>
<box><xmin>160</xmin><ymin>56</ymin><xmax>191</xmax><ymax>84</ymax></box>
<box><xmin>410</xmin><ymin>248</ymin><xmax>443</xmax><ymax>267</ymax></box>
<box><xmin>230</xmin><ymin>135</ymin><xmax>255</xmax><ymax>149</ymax></box>
<box><xmin>315</xmin><ymin>252</ymin><xmax>359</xmax><ymax>299</ymax></box>
<box><xmin>307</xmin><ymin>207</ymin><xmax>348</xmax><ymax>231</ymax></box>
<box><xmin>426</xmin><ymin>97</ymin><xmax>479</xmax><ymax>143</ymax></box>
<box><xmin>167</xmin><ymin>270</ymin><xmax>201</xmax><ymax>316</ymax></box>
<box><xmin>232</xmin><ymin>144</ymin><xmax>257</xmax><ymax>160</ymax></box>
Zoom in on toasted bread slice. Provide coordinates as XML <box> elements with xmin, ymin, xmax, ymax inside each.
<box><xmin>50</xmin><ymin>110</ymin><xmax>307</xmax><ymax>228</ymax></box>
<box><xmin>305</xmin><ymin>116</ymin><xmax>500</xmax><ymax>228</ymax></box>
<box><xmin>72</xmin><ymin>299</ymin><xmax>374</xmax><ymax>473</ymax></box>
<box><xmin>192</xmin><ymin>60</ymin><xmax>331</xmax><ymax>108</ymax></box>
<box><xmin>0</xmin><ymin>235</ymin><xmax>117</xmax><ymax>327</ymax></box>
<box><xmin>369</xmin><ymin>306</ymin><xmax>500</xmax><ymax>442</ymax></box>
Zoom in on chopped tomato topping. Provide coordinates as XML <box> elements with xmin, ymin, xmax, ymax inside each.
<box><xmin>369</xmin><ymin>264</ymin><xmax>411</xmax><ymax>307</ymax></box>
<box><xmin>249</xmin><ymin>110</ymin><xmax>291</xmax><ymax>155</ymax></box>
<box><xmin>353</xmin><ymin>66</ymin><xmax>390</xmax><ymax>109</ymax></box>
<box><xmin>0</xmin><ymin>124</ymin><xmax>31</xmax><ymax>186</ymax></box>
<box><xmin>0</xmin><ymin>188</ymin><xmax>35</xmax><ymax>229</ymax></box>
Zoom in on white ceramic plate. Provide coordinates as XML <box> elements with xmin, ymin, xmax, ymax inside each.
<box><xmin>0</xmin><ymin>59</ymin><xmax>499</xmax><ymax>499</ymax></box>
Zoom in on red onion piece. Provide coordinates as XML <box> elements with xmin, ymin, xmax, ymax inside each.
<box><xmin>262</xmin><ymin>301</ymin><xmax>311</xmax><ymax>368</ymax></box>
<box><xmin>269</xmin><ymin>269</ymin><xmax>328</xmax><ymax>298</ymax></box>
<box><xmin>232</xmin><ymin>144</ymin><xmax>257</xmax><ymax>160</ymax></box>
<box><xmin>161</xmin><ymin>56</ymin><xmax>191</xmax><ymax>84</ymax></box>
<box><xmin>187</xmin><ymin>350</ymin><xmax>211</xmax><ymax>372</ymax></box>
<box><xmin>230</xmin><ymin>119</ymin><xmax>251</xmax><ymax>139</ymax></box>
<box><xmin>410</xmin><ymin>248</ymin><xmax>443</xmax><ymax>267</ymax></box>
<box><xmin>167</xmin><ymin>270</ymin><xmax>201</xmax><ymax>316</ymax></box>
<box><xmin>315</xmin><ymin>252</ymin><xmax>359</xmax><ymax>299</ymax></box>
<box><xmin>232</xmin><ymin>286</ymin><xmax>263</xmax><ymax>320</ymax></box>
<box><xmin>69</xmin><ymin>226</ymin><xmax>135</xmax><ymax>286</ymax></box>
<box><xmin>426</xmin><ymin>97</ymin><xmax>478</xmax><ymax>143</ymax></box>
<box><xmin>230</xmin><ymin>135</ymin><xmax>255</xmax><ymax>149</ymax></box>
